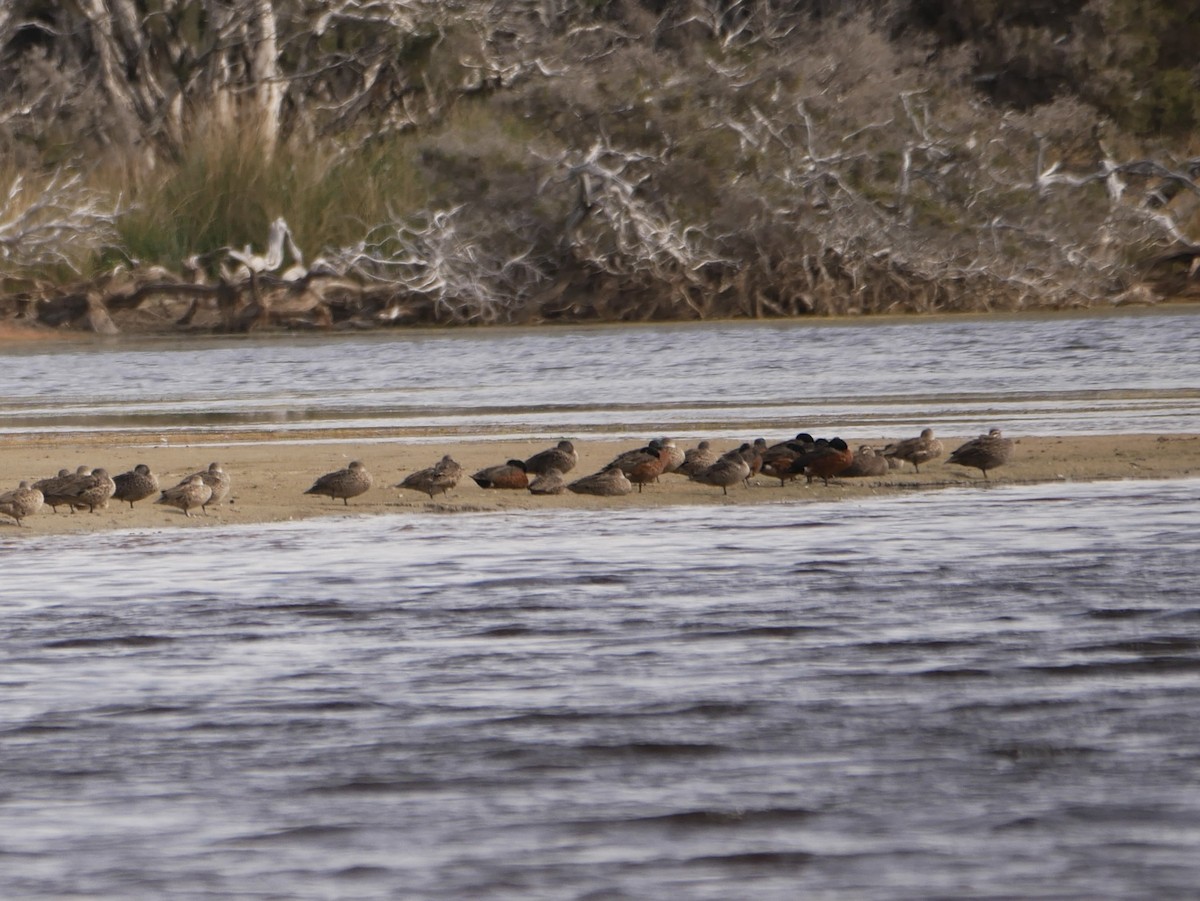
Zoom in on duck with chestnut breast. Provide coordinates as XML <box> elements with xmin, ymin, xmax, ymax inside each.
<box><xmin>760</xmin><ymin>433</ymin><xmax>816</xmax><ymax>487</ymax></box>
<box><xmin>787</xmin><ymin>438</ymin><xmax>855</xmax><ymax>486</ymax></box>
<box><xmin>471</xmin><ymin>459</ymin><xmax>529</xmax><ymax>490</ymax></box>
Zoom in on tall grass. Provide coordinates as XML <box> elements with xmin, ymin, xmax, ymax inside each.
<box><xmin>112</xmin><ymin>118</ymin><xmax>433</xmax><ymax>271</ymax></box>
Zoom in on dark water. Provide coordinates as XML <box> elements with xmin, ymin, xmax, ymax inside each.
<box><xmin>3</xmin><ymin>479</ymin><xmax>1199</xmax><ymax>898</ymax></box>
<box><xmin>3</xmin><ymin>309</ymin><xmax>1200</xmax><ymax>439</ymax></box>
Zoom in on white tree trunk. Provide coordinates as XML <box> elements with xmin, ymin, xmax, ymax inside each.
<box><xmin>249</xmin><ymin>0</ymin><xmax>284</xmax><ymax>153</ymax></box>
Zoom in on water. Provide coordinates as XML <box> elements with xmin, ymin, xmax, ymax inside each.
<box><xmin>3</xmin><ymin>309</ymin><xmax>1200</xmax><ymax>439</ymax></box>
<box><xmin>3</xmin><ymin>310</ymin><xmax>1200</xmax><ymax>897</ymax></box>
<box><xmin>3</xmin><ymin>479</ymin><xmax>1200</xmax><ymax>899</ymax></box>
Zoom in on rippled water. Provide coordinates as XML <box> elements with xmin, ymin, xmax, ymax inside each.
<box><xmin>3</xmin><ymin>479</ymin><xmax>1200</xmax><ymax>898</ymax></box>
<box><xmin>4</xmin><ymin>312</ymin><xmax>1199</xmax><ymax>896</ymax></box>
<box><xmin>3</xmin><ymin>308</ymin><xmax>1199</xmax><ymax>438</ymax></box>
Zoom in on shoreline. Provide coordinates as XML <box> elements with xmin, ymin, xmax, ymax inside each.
<box><xmin>2</xmin><ymin>301</ymin><xmax>1199</xmax><ymax>347</ymax></box>
<box><xmin>2</xmin><ymin>432</ymin><xmax>1197</xmax><ymax>538</ymax></box>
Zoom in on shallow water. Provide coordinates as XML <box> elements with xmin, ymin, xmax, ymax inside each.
<box><xmin>3</xmin><ymin>479</ymin><xmax>1200</xmax><ymax>898</ymax></box>
<box><xmin>3</xmin><ymin>311</ymin><xmax>1200</xmax><ymax>897</ymax></box>
<box><xmin>3</xmin><ymin>309</ymin><xmax>1199</xmax><ymax>439</ymax></box>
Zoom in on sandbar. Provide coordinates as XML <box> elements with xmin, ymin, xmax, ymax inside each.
<box><xmin>1</xmin><ymin>430</ymin><xmax>1197</xmax><ymax>538</ymax></box>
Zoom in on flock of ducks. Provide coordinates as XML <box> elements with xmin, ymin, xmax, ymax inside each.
<box><xmin>0</xmin><ymin>461</ymin><xmax>231</xmax><ymax>526</ymax></box>
<box><xmin>0</xmin><ymin>428</ymin><xmax>1015</xmax><ymax>527</ymax></box>
<box><xmin>304</xmin><ymin>427</ymin><xmax>1014</xmax><ymax>504</ymax></box>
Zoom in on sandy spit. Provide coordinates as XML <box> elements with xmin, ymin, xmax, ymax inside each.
<box><xmin>1</xmin><ymin>431</ymin><xmax>1197</xmax><ymax>537</ymax></box>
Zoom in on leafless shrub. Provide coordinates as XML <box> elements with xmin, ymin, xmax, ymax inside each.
<box><xmin>325</xmin><ymin>207</ymin><xmax>547</xmax><ymax>324</ymax></box>
<box><xmin>0</xmin><ymin>171</ymin><xmax>120</xmax><ymax>280</ymax></box>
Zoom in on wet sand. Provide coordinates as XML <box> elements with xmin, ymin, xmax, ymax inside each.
<box><xmin>1</xmin><ymin>431</ymin><xmax>1197</xmax><ymax>537</ymax></box>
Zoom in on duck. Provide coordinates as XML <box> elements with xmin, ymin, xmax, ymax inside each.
<box><xmin>674</xmin><ymin>440</ymin><xmax>719</xmax><ymax>478</ymax></box>
<box><xmin>691</xmin><ymin>449</ymin><xmax>751</xmax><ymax>496</ymax></box>
<box><xmin>523</xmin><ymin>440</ymin><xmax>578</xmax><ymax>476</ymax></box>
<box><xmin>604</xmin><ymin>440</ymin><xmax>673</xmax><ymax>489</ymax></box>
<box><xmin>882</xmin><ymin>428</ymin><xmax>944</xmax><ymax>473</ymax></box>
<box><xmin>112</xmin><ymin>464</ymin><xmax>160</xmax><ymax>508</ymax></box>
<box><xmin>759</xmin><ymin>433</ymin><xmax>816</xmax><ymax>486</ymax></box>
<box><xmin>608</xmin><ymin>439</ymin><xmax>665</xmax><ymax>476</ymax></box>
<box><xmin>471</xmin><ymin>459</ymin><xmax>529</xmax><ymax>490</ymax></box>
<box><xmin>840</xmin><ymin>445</ymin><xmax>890</xmax><ymax>477</ymax></box>
<box><xmin>947</xmin><ymin>428</ymin><xmax>1014</xmax><ymax>478</ymax></box>
<box><xmin>304</xmin><ymin>460</ymin><xmax>374</xmax><ymax>504</ymax></box>
<box><xmin>156</xmin><ymin>474</ymin><xmax>214</xmax><ymax>517</ymax></box>
<box><xmin>626</xmin><ymin>451</ymin><xmax>667</xmax><ymax>493</ymax></box>
<box><xmin>528</xmin><ymin>471</ymin><xmax>567</xmax><ymax>495</ymax></box>
<box><xmin>739</xmin><ymin>438</ymin><xmax>769</xmax><ymax>484</ymax></box>
<box><xmin>32</xmin><ymin>468</ymin><xmax>76</xmax><ymax>513</ymax></box>
<box><xmin>64</xmin><ymin>468</ymin><xmax>116</xmax><ymax>513</ymax></box>
<box><xmin>0</xmin><ymin>481</ymin><xmax>44</xmax><ymax>526</ymax></box>
<box><xmin>175</xmin><ymin>462</ymin><xmax>231</xmax><ymax>512</ymax></box>
<box><xmin>33</xmin><ymin>466</ymin><xmax>92</xmax><ymax>513</ymax></box>
<box><xmin>568</xmin><ymin>466</ymin><xmax>633</xmax><ymax>497</ymax></box>
<box><xmin>397</xmin><ymin>455</ymin><xmax>463</xmax><ymax>498</ymax></box>
<box><xmin>788</xmin><ymin>437</ymin><xmax>854</xmax><ymax>486</ymax></box>
<box><xmin>655</xmin><ymin>438</ymin><xmax>685</xmax><ymax>475</ymax></box>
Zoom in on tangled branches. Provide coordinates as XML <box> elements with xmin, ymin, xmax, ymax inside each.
<box><xmin>0</xmin><ymin>172</ymin><xmax>119</xmax><ymax>279</ymax></box>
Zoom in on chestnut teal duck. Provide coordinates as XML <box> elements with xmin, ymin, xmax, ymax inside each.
<box><xmin>471</xmin><ymin>459</ymin><xmax>529</xmax><ymax>490</ymax></box>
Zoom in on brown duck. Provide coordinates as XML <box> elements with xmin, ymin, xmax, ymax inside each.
<box><xmin>33</xmin><ymin>466</ymin><xmax>90</xmax><ymax>513</ymax></box>
<box><xmin>882</xmin><ymin>428</ymin><xmax>944</xmax><ymax>473</ymax></box>
<box><xmin>156</xmin><ymin>474</ymin><xmax>214</xmax><ymax>517</ymax></box>
<box><xmin>691</xmin><ymin>449</ymin><xmax>751</xmax><ymax>496</ymax></box>
<box><xmin>64</xmin><ymin>468</ymin><xmax>116</xmax><ymax>513</ymax></box>
<box><xmin>175</xmin><ymin>462</ymin><xmax>231</xmax><ymax>513</ymax></box>
<box><xmin>675</xmin><ymin>440</ymin><xmax>719</xmax><ymax>478</ymax></box>
<box><xmin>523</xmin><ymin>440</ymin><xmax>578</xmax><ymax>476</ymax></box>
<box><xmin>304</xmin><ymin>460</ymin><xmax>374</xmax><ymax>504</ymax></box>
<box><xmin>568</xmin><ymin>466</ymin><xmax>633</xmax><ymax>497</ymax></box>
<box><xmin>0</xmin><ymin>481</ymin><xmax>44</xmax><ymax>526</ymax></box>
<box><xmin>528</xmin><ymin>471</ymin><xmax>567</xmax><ymax>495</ymax></box>
<box><xmin>113</xmin><ymin>464</ymin><xmax>160</xmax><ymax>508</ymax></box>
<box><xmin>841</xmin><ymin>446</ymin><xmax>890</xmax><ymax>477</ymax></box>
<box><xmin>947</xmin><ymin>428</ymin><xmax>1014</xmax><ymax>478</ymax></box>
<box><xmin>398</xmin><ymin>455</ymin><xmax>463</xmax><ymax>498</ymax></box>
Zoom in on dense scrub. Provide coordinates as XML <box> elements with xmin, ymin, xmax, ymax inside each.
<box><xmin>1</xmin><ymin>1</ymin><xmax>1198</xmax><ymax>332</ymax></box>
